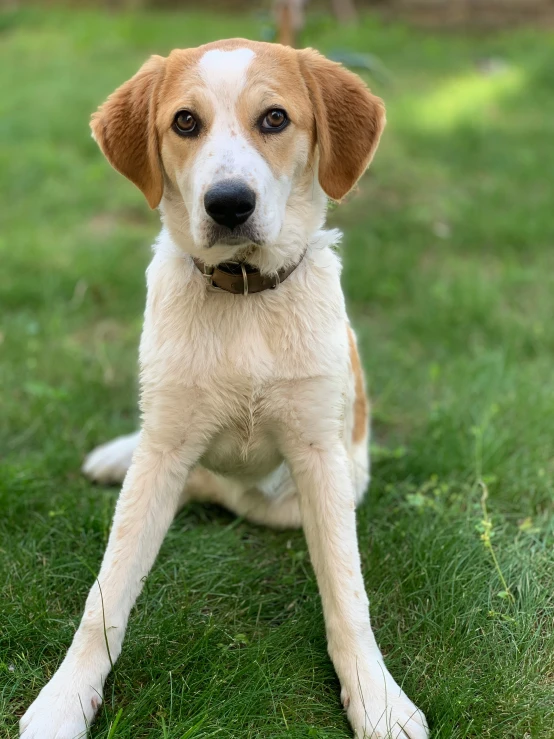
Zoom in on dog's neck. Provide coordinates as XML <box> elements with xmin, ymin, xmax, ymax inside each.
<box><xmin>154</xmin><ymin>223</ymin><xmax>343</xmax><ymax>291</ymax></box>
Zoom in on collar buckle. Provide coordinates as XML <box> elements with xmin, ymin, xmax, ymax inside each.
<box><xmin>200</xmin><ymin>263</ymin><xmax>224</xmax><ymax>293</ymax></box>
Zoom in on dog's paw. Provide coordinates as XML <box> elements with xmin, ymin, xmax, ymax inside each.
<box><xmin>82</xmin><ymin>431</ymin><xmax>139</xmax><ymax>484</ymax></box>
<box><xmin>20</xmin><ymin>670</ymin><xmax>102</xmax><ymax>739</ymax></box>
<box><xmin>341</xmin><ymin>663</ymin><xmax>428</xmax><ymax>739</ymax></box>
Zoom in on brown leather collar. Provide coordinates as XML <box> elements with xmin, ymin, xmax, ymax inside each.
<box><xmin>193</xmin><ymin>252</ymin><xmax>304</xmax><ymax>295</ymax></box>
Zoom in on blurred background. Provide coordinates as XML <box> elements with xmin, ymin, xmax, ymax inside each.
<box><xmin>1</xmin><ymin>2</ymin><xmax>554</xmax><ymax>738</ymax></box>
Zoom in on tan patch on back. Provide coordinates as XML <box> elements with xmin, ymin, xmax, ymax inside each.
<box><xmin>347</xmin><ymin>325</ymin><xmax>368</xmax><ymax>444</ymax></box>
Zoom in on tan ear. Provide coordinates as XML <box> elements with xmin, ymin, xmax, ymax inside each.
<box><xmin>299</xmin><ymin>49</ymin><xmax>386</xmax><ymax>201</ymax></box>
<box><xmin>90</xmin><ymin>55</ymin><xmax>166</xmax><ymax>209</ymax></box>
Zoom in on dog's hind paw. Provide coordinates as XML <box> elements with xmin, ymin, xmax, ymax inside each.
<box><xmin>82</xmin><ymin>431</ymin><xmax>140</xmax><ymax>484</ymax></box>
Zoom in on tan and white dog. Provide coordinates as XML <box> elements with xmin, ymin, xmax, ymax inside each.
<box><xmin>20</xmin><ymin>40</ymin><xmax>428</xmax><ymax>739</ymax></box>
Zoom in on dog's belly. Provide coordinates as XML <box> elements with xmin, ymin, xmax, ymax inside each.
<box><xmin>199</xmin><ymin>423</ymin><xmax>283</xmax><ymax>482</ymax></box>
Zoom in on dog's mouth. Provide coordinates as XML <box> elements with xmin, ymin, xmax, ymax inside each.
<box><xmin>206</xmin><ymin>223</ymin><xmax>262</xmax><ymax>249</ymax></box>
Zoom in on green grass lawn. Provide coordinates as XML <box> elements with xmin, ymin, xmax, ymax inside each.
<box><xmin>1</xmin><ymin>6</ymin><xmax>554</xmax><ymax>738</ymax></box>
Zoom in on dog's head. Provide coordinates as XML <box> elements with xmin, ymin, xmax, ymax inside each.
<box><xmin>91</xmin><ymin>40</ymin><xmax>385</xmax><ymax>270</ymax></box>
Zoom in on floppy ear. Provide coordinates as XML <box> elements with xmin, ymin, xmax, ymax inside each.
<box><xmin>299</xmin><ymin>49</ymin><xmax>386</xmax><ymax>201</ymax></box>
<box><xmin>90</xmin><ymin>55</ymin><xmax>166</xmax><ymax>209</ymax></box>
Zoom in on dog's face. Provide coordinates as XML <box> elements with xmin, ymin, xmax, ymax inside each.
<box><xmin>91</xmin><ymin>40</ymin><xmax>385</xmax><ymax>269</ymax></box>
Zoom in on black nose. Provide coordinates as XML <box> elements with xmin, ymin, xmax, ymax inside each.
<box><xmin>204</xmin><ymin>180</ymin><xmax>256</xmax><ymax>230</ymax></box>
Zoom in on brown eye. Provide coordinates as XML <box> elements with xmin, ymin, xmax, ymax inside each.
<box><xmin>173</xmin><ymin>110</ymin><xmax>198</xmax><ymax>136</ymax></box>
<box><xmin>260</xmin><ymin>108</ymin><xmax>289</xmax><ymax>133</ymax></box>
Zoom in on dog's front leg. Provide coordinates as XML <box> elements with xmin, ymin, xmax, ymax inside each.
<box><xmin>283</xmin><ymin>435</ymin><xmax>428</xmax><ymax>739</ymax></box>
<box><xmin>20</xmin><ymin>414</ymin><xmax>212</xmax><ymax>739</ymax></box>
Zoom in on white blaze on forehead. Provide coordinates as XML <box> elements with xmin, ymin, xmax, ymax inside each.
<box><xmin>198</xmin><ymin>48</ymin><xmax>255</xmax><ymax>103</ymax></box>
<box><xmin>195</xmin><ymin>47</ymin><xmax>262</xmax><ymax>189</ymax></box>
<box><xmin>189</xmin><ymin>45</ymin><xmax>289</xmax><ymax>259</ymax></box>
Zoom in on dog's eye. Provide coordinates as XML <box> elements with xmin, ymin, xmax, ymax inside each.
<box><xmin>260</xmin><ymin>109</ymin><xmax>289</xmax><ymax>133</ymax></box>
<box><xmin>173</xmin><ymin>110</ymin><xmax>198</xmax><ymax>136</ymax></box>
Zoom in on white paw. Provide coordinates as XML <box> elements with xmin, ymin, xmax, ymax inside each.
<box><xmin>342</xmin><ymin>663</ymin><xmax>428</xmax><ymax>739</ymax></box>
<box><xmin>82</xmin><ymin>431</ymin><xmax>139</xmax><ymax>484</ymax></box>
<box><xmin>20</xmin><ymin>669</ymin><xmax>102</xmax><ymax>739</ymax></box>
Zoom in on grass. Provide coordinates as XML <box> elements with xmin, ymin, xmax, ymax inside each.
<box><xmin>1</xmin><ymin>6</ymin><xmax>554</xmax><ymax>738</ymax></box>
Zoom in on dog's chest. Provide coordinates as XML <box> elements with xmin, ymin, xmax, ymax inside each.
<box><xmin>200</xmin><ymin>382</ymin><xmax>283</xmax><ymax>480</ymax></box>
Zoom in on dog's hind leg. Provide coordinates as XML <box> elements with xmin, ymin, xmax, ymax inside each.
<box><xmin>82</xmin><ymin>431</ymin><xmax>140</xmax><ymax>484</ymax></box>
<box><xmin>183</xmin><ymin>466</ymin><xmax>301</xmax><ymax>530</ymax></box>
<box><xmin>217</xmin><ymin>486</ymin><xmax>301</xmax><ymax>530</ymax></box>
<box><xmin>84</xmin><ymin>437</ymin><xmax>301</xmax><ymax>529</ymax></box>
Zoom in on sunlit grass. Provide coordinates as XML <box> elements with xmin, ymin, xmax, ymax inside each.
<box><xmin>407</xmin><ymin>66</ymin><xmax>525</xmax><ymax>130</ymax></box>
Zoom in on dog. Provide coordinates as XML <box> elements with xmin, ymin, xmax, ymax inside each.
<box><xmin>20</xmin><ymin>40</ymin><xmax>428</xmax><ymax>739</ymax></box>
